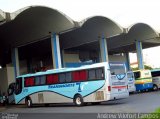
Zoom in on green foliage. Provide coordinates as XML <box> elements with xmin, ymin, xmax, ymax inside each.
<box><xmin>155</xmin><ymin>108</ymin><xmax>160</xmax><ymax>113</ymax></box>
<box><xmin>144</xmin><ymin>65</ymin><xmax>152</xmax><ymax>70</ymax></box>
<box><xmin>141</xmin><ymin>108</ymin><xmax>160</xmax><ymax>119</ymax></box>
<box><xmin>131</xmin><ymin>65</ymin><xmax>153</xmax><ymax>71</ymax></box>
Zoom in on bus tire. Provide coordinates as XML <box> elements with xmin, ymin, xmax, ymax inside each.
<box><xmin>73</xmin><ymin>94</ymin><xmax>84</xmax><ymax>106</ymax></box>
<box><xmin>26</xmin><ymin>98</ymin><xmax>32</xmax><ymax>108</ymax></box>
<box><xmin>153</xmin><ymin>85</ymin><xmax>158</xmax><ymax>91</ymax></box>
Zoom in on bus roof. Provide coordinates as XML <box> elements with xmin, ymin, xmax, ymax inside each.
<box><xmin>16</xmin><ymin>62</ymin><xmax>110</xmax><ymax>78</ymax></box>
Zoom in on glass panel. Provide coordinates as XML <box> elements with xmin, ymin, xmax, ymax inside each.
<box><xmin>96</xmin><ymin>68</ymin><xmax>103</xmax><ymax>79</ymax></box>
<box><xmin>15</xmin><ymin>78</ymin><xmax>22</xmax><ymax>95</ymax></box>
<box><xmin>40</xmin><ymin>76</ymin><xmax>46</xmax><ymax>85</ymax></box>
<box><xmin>47</xmin><ymin>75</ymin><xmax>53</xmax><ymax>84</ymax></box>
<box><xmin>46</xmin><ymin>74</ymin><xmax>59</xmax><ymax>84</ymax></box>
<box><xmin>110</xmin><ymin>63</ymin><xmax>126</xmax><ymax>75</ymax></box>
<box><xmin>127</xmin><ymin>72</ymin><xmax>134</xmax><ymax>78</ymax></box>
<box><xmin>151</xmin><ymin>71</ymin><xmax>160</xmax><ymax>77</ymax></box>
<box><xmin>35</xmin><ymin>77</ymin><xmax>40</xmax><ymax>85</ymax></box>
<box><xmin>66</xmin><ymin>72</ymin><xmax>72</xmax><ymax>82</ymax></box>
<box><xmin>134</xmin><ymin>72</ymin><xmax>140</xmax><ymax>79</ymax></box>
<box><xmin>59</xmin><ymin>73</ymin><xmax>66</xmax><ymax>83</ymax></box>
<box><xmin>53</xmin><ymin>74</ymin><xmax>59</xmax><ymax>84</ymax></box>
<box><xmin>79</xmin><ymin>70</ymin><xmax>87</xmax><ymax>81</ymax></box>
<box><xmin>25</xmin><ymin>77</ymin><xmax>34</xmax><ymax>87</ymax></box>
<box><xmin>72</xmin><ymin>71</ymin><xmax>80</xmax><ymax>81</ymax></box>
<box><xmin>88</xmin><ymin>69</ymin><xmax>96</xmax><ymax>80</ymax></box>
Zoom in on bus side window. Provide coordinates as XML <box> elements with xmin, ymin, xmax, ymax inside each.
<box><xmin>35</xmin><ymin>77</ymin><xmax>40</xmax><ymax>85</ymax></box>
<box><xmin>79</xmin><ymin>70</ymin><xmax>87</xmax><ymax>81</ymax></box>
<box><xmin>66</xmin><ymin>72</ymin><xmax>72</xmax><ymax>82</ymax></box>
<box><xmin>72</xmin><ymin>71</ymin><xmax>80</xmax><ymax>81</ymax></box>
<box><xmin>40</xmin><ymin>76</ymin><xmax>46</xmax><ymax>85</ymax></box>
<box><xmin>96</xmin><ymin>68</ymin><xmax>103</xmax><ymax>79</ymax></box>
<box><xmin>72</xmin><ymin>70</ymin><xmax>87</xmax><ymax>81</ymax></box>
<box><xmin>25</xmin><ymin>77</ymin><xmax>34</xmax><ymax>87</ymax></box>
<box><xmin>46</xmin><ymin>74</ymin><xmax>59</xmax><ymax>84</ymax></box>
<box><xmin>59</xmin><ymin>73</ymin><xmax>66</xmax><ymax>83</ymax></box>
<box><xmin>88</xmin><ymin>69</ymin><xmax>96</xmax><ymax>80</ymax></box>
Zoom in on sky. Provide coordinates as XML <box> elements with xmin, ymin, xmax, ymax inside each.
<box><xmin>1</xmin><ymin>0</ymin><xmax>160</xmax><ymax>68</ymax></box>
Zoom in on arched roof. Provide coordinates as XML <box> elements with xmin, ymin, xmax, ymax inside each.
<box><xmin>0</xmin><ymin>6</ymin><xmax>75</xmax><ymax>48</ymax></box>
<box><xmin>108</xmin><ymin>23</ymin><xmax>160</xmax><ymax>53</ymax></box>
<box><xmin>0</xmin><ymin>9</ymin><xmax>5</xmax><ymax>22</ymax></box>
<box><xmin>0</xmin><ymin>6</ymin><xmax>76</xmax><ymax>66</ymax></box>
<box><xmin>60</xmin><ymin>16</ymin><xmax>124</xmax><ymax>49</ymax></box>
<box><xmin>0</xmin><ymin>6</ymin><xmax>160</xmax><ymax>65</ymax></box>
<box><xmin>81</xmin><ymin>16</ymin><xmax>124</xmax><ymax>36</ymax></box>
<box><xmin>127</xmin><ymin>23</ymin><xmax>159</xmax><ymax>42</ymax></box>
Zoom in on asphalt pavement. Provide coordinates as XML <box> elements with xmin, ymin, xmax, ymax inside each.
<box><xmin>0</xmin><ymin>90</ymin><xmax>160</xmax><ymax>119</ymax></box>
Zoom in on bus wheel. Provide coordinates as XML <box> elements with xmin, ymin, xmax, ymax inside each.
<box><xmin>26</xmin><ymin>98</ymin><xmax>32</xmax><ymax>108</ymax></box>
<box><xmin>153</xmin><ymin>85</ymin><xmax>158</xmax><ymax>91</ymax></box>
<box><xmin>74</xmin><ymin>94</ymin><xmax>84</xmax><ymax>106</ymax></box>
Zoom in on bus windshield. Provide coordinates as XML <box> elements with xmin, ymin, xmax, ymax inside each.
<box><xmin>151</xmin><ymin>71</ymin><xmax>160</xmax><ymax>77</ymax></box>
<box><xmin>15</xmin><ymin>78</ymin><xmax>22</xmax><ymax>95</ymax></box>
<box><xmin>127</xmin><ymin>72</ymin><xmax>134</xmax><ymax>78</ymax></box>
<box><xmin>110</xmin><ymin>63</ymin><xmax>126</xmax><ymax>75</ymax></box>
<box><xmin>134</xmin><ymin>71</ymin><xmax>140</xmax><ymax>79</ymax></box>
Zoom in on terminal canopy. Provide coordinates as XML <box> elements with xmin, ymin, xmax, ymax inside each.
<box><xmin>60</xmin><ymin>16</ymin><xmax>124</xmax><ymax>49</ymax></box>
<box><xmin>0</xmin><ymin>9</ymin><xmax>5</xmax><ymax>22</ymax></box>
<box><xmin>108</xmin><ymin>23</ymin><xmax>160</xmax><ymax>53</ymax></box>
<box><xmin>0</xmin><ymin>6</ymin><xmax>76</xmax><ymax>65</ymax></box>
<box><xmin>0</xmin><ymin>6</ymin><xmax>160</xmax><ymax>66</ymax></box>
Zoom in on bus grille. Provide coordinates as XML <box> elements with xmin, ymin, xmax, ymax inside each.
<box><xmin>95</xmin><ymin>91</ymin><xmax>104</xmax><ymax>100</ymax></box>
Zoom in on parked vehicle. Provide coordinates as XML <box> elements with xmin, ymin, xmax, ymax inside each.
<box><xmin>151</xmin><ymin>69</ymin><xmax>160</xmax><ymax>91</ymax></box>
<box><xmin>14</xmin><ymin>62</ymin><xmax>129</xmax><ymax>107</ymax></box>
<box><xmin>133</xmin><ymin>69</ymin><xmax>153</xmax><ymax>92</ymax></box>
<box><xmin>127</xmin><ymin>71</ymin><xmax>136</xmax><ymax>93</ymax></box>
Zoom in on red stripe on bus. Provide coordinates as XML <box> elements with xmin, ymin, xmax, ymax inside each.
<box><xmin>112</xmin><ymin>86</ymin><xmax>127</xmax><ymax>89</ymax></box>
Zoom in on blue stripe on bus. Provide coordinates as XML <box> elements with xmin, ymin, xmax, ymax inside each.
<box><xmin>15</xmin><ymin>80</ymin><xmax>105</xmax><ymax>104</ymax></box>
<box><xmin>135</xmin><ymin>83</ymin><xmax>153</xmax><ymax>91</ymax></box>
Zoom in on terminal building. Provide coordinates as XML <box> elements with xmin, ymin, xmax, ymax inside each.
<box><xmin>0</xmin><ymin>6</ymin><xmax>160</xmax><ymax>94</ymax></box>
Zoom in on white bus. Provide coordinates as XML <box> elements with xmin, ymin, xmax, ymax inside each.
<box><xmin>14</xmin><ymin>62</ymin><xmax>129</xmax><ymax>107</ymax></box>
<box><xmin>151</xmin><ymin>69</ymin><xmax>160</xmax><ymax>91</ymax></box>
<box><xmin>127</xmin><ymin>71</ymin><xmax>136</xmax><ymax>93</ymax></box>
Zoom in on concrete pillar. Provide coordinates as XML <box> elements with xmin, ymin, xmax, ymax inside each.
<box><xmin>125</xmin><ymin>52</ymin><xmax>130</xmax><ymax>71</ymax></box>
<box><xmin>51</xmin><ymin>33</ymin><xmax>62</xmax><ymax>69</ymax></box>
<box><xmin>61</xmin><ymin>50</ymin><xmax>65</xmax><ymax>68</ymax></box>
<box><xmin>135</xmin><ymin>41</ymin><xmax>144</xmax><ymax>69</ymax></box>
<box><xmin>12</xmin><ymin>48</ymin><xmax>20</xmax><ymax>77</ymax></box>
<box><xmin>99</xmin><ymin>37</ymin><xmax>109</xmax><ymax>62</ymax></box>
